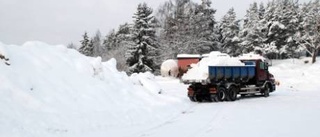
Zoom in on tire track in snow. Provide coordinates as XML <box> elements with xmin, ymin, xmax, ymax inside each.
<box><xmin>132</xmin><ymin>102</ymin><xmax>237</xmax><ymax>137</ymax></box>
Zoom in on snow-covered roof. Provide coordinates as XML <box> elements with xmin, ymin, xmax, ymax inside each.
<box><xmin>177</xmin><ymin>54</ymin><xmax>201</xmax><ymax>59</ymax></box>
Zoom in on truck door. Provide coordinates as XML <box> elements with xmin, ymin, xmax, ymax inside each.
<box><xmin>257</xmin><ymin>60</ymin><xmax>268</xmax><ymax>81</ymax></box>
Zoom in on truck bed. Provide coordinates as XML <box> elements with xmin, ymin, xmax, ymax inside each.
<box><xmin>208</xmin><ymin>65</ymin><xmax>256</xmax><ymax>81</ymax></box>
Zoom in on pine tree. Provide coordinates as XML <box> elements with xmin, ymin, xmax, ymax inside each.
<box><xmin>219</xmin><ymin>8</ymin><xmax>241</xmax><ymax>56</ymax></box>
<box><xmin>126</xmin><ymin>3</ymin><xmax>159</xmax><ymax>74</ymax></box>
<box><xmin>79</xmin><ymin>32</ymin><xmax>93</xmax><ymax>56</ymax></box>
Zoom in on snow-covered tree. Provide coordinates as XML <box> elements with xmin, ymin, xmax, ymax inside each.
<box><xmin>258</xmin><ymin>2</ymin><xmax>265</xmax><ymax>20</ymax></box>
<box><xmin>188</xmin><ymin>0</ymin><xmax>218</xmax><ymax>54</ymax></box>
<box><xmin>92</xmin><ymin>30</ymin><xmax>104</xmax><ymax>57</ymax></box>
<box><xmin>263</xmin><ymin>0</ymin><xmax>301</xmax><ymax>59</ymax></box>
<box><xmin>126</xmin><ymin>3</ymin><xmax>159</xmax><ymax>74</ymax></box>
<box><xmin>218</xmin><ymin>8</ymin><xmax>240</xmax><ymax>56</ymax></box>
<box><xmin>79</xmin><ymin>32</ymin><xmax>93</xmax><ymax>56</ymax></box>
<box><xmin>296</xmin><ymin>0</ymin><xmax>320</xmax><ymax>63</ymax></box>
<box><xmin>240</xmin><ymin>2</ymin><xmax>265</xmax><ymax>53</ymax></box>
<box><xmin>102</xmin><ymin>23</ymin><xmax>134</xmax><ymax>71</ymax></box>
<box><xmin>67</xmin><ymin>42</ymin><xmax>77</xmax><ymax>50</ymax></box>
<box><xmin>157</xmin><ymin>0</ymin><xmax>219</xmax><ymax>57</ymax></box>
<box><xmin>103</xmin><ymin>29</ymin><xmax>117</xmax><ymax>51</ymax></box>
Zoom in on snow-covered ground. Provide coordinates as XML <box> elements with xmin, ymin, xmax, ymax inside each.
<box><xmin>1</xmin><ymin>41</ymin><xmax>320</xmax><ymax>137</ymax></box>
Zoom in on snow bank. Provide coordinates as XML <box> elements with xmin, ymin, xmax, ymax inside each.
<box><xmin>0</xmin><ymin>42</ymin><xmax>10</xmax><ymax>65</ymax></box>
<box><xmin>0</xmin><ymin>41</ymin><xmax>187</xmax><ymax>137</ymax></box>
<box><xmin>182</xmin><ymin>51</ymin><xmax>244</xmax><ymax>82</ymax></box>
<box><xmin>270</xmin><ymin>58</ymin><xmax>320</xmax><ymax>92</ymax></box>
<box><xmin>130</xmin><ymin>72</ymin><xmax>162</xmax><ymax>94</ymax></box>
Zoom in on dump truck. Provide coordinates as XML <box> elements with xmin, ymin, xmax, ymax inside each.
<box><xmin>183</xmin><ymin>58</ymin><xmax>276</xmax><ymax>102</ymax></box>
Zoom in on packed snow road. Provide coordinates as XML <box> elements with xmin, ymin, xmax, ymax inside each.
<box><xmin>129</xmin><ymin>76</ymin><xmax>320</xmax><ymax>137</ymax></box>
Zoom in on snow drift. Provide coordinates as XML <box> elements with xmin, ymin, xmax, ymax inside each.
<box><xmin>0</xmin><ymin>41</ymin><xmax>187</xmax><ymax>137</ymax></box>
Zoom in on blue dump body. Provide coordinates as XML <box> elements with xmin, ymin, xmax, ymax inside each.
<box><xmin>208</xmin><ymin>61</ymin><xmax>256</xmax><ymax>81</ymax></box>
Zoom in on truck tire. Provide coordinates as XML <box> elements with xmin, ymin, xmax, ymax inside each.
<box><xmin>193</xmin><ymin>94</ymin><xmax>203</xmax><ymax>102</ymax></box>
<box><xmin>189</xmin><ymin>96</ymin><xmax>196</xmax><ymax>102</ymax></box>
<box><xmin>264</xmin><ymin>84</ymin><xmax>270</xmax><ymax>97</ymax></box>
<box><xmin>227</xmin><ymin>86</ymin><xmax>238</xmax><ymax>101</ymax></box>
<box><xmin>208</xmin><ymin>94</ymin><xmax>218</xmax><ymax>102</ymax></box>
<box><xmin>217</xmin><ymin>87</ymin><xmax>227</xmax><ymax>101</ymax></box>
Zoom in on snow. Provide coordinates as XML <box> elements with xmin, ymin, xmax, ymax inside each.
<box><xmin>0</xmin><ymin>42</ymin><xmax>10</xmax><ymax>65</ymax></box>
<box><xmin>130</xmin><ymin>72</ymin><xmax>162</xmax><ymax>94</ymax></box>
<box><xmin>182</xmin><ymin>51</ymin><xmax>244</xmax><ymax>82</ymax></box>
<box><xmin>238</xmin><ymin>52</ymin><xmax>266</xmax><ymax>61</ymax></box>
<box><xmin>177</xmin><ymin>54</ymin><xmax>201</xmax><ymax>58</ymax></box>
<box><xmin>1</xmin><ymin>41</ymin><xmax>320</xmax><ymax>137</ymax></box>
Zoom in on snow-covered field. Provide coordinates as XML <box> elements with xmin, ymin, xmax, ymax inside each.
<box><xmin>1</xmin><ymin>41</ymin><xmax>320</xmax><ymax>137</ymax></box>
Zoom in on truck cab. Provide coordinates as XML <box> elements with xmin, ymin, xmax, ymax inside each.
<box><xmin>242</xmin><ymin>59</ymin><xmax>276</xmax><ymax>92</ymax></box>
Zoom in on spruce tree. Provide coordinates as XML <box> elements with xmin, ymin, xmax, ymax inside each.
<box><xmin>240</xmin><ymin>2</ymin><xmax>265</xmax><ymax>54</ymax></box>
<box><xmin>219</xmin><ymin>8</ymin><xmax>241</xmax><ymax>56</ymax></box>
<box><xmin>79</xmin><ymin>32</ymin><xmax>93</xmax><ymax>56</ymax></box>
<box><xmin>126</xmin><ymin>3</ymin><xmax>159</xmax><ymax>74</ymax></box>
<box><xmin>189</xmin><ymin>0</ymin><xmax>218</xmax><ymax>54</ymax></box>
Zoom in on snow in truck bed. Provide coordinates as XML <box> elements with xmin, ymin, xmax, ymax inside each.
<box><xmin>181</xmin><ymin>51</ymin><xmax>245</xmax><ymax>83</ymax></box>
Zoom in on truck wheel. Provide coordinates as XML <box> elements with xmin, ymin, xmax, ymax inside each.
<box><xmin>227</xmin><ymin>86</ymin><xmax>238</xmax><ymax>101</ymax></box>
<box><xmin>209</xmin><ymin>94</ymin><xmax>218</xmax><ymax>102</ymax></box>
<box><xmin>217</xmin><ymin>87</ymin><xmax>227</xmax><ymax>101</ymax></box>
<box><xmin>193</xmin><ymin>94</ymin><xmax>203</xmax><ymax>102</ymax></box>
<box><xmin>264</xmin><ymin>84</ymin><xmax>270</xmax><ymax>97</ymax></box>
<box><xmin>189</xmin><ymin>96</ymin><xmax>196</xmax><ymax>102</ymax></box>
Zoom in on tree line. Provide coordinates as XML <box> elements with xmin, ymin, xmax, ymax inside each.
<box><xmin>75</xmin><ymin>0</ymin><xmax>320</xmax><ymax>74</ymax></box>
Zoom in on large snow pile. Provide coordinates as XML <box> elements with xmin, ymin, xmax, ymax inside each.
<box><xmin>0</xmin><ymin>41</ymin><xmax>188</xmax><ymax>137</ymax></box>
<box><xmin>0</xmin><ymin>43</ymin><xmax>10</xmax><ymax>65</ymax></box>
<box><xmin>182</xmin><ymin>51</ymin><xmax>244</xmax><ymax>81</ymax></box>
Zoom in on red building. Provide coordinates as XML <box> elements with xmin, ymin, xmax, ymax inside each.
<box><xmin>177</xmin><ymin>54</ymin><xmax>202</xmax><ymax>76</ymax></box>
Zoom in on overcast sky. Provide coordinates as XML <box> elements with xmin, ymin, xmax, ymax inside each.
<box><xmin>0</xmin><ymin>0</ymin><xmax>310</xmax><ymax>45</ymax></box>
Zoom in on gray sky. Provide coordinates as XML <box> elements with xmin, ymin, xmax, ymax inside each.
<box><xmin>0</xmin><ymin>0</ymin><xmax>310</xmax><ymax>45</ymax></box>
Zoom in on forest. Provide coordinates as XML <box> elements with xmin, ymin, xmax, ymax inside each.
<box><xmin>72</xmin><ymin>0</ymin><xmax>320</xmax><ymax>74</ymax></box>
